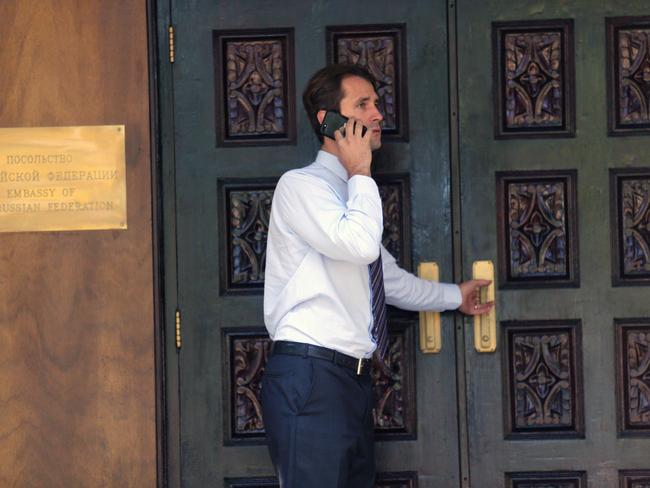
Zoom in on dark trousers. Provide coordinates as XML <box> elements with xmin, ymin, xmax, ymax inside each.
<box><xmin>261</xmin><ymin>350</ymin><xmax>375</xmax><ymax>488</ymax></box>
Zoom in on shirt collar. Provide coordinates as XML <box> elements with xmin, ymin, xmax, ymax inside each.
<box><xmin>315</xmin><ymin>150</ymin><xmax>348</xmax><ymax>182</ymax></box>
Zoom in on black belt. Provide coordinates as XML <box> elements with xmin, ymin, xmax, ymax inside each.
<box><xmin>271</xmin><ymin>340</ymin><xmax>372</xmax><ymax>376</ymax></box>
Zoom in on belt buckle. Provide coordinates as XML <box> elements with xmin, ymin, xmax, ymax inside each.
<box><xmin>356</xmin><ymin>358</ymin><xmax>363</xmax><ymax>375</ymax></box>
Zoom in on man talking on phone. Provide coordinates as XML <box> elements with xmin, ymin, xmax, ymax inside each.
<box><xmin>262</xmin><ymin>64</ymin><xmax>492</xmax><ymax>488</ymax></box>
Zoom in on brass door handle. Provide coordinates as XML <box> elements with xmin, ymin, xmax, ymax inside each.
<box><xmin>417</xmin><ymin>262</ymin><xmax>441</xmax><ymax>353</ymax></box>
<box><xmin>472</xmin><ymin>260</ymin><xmax>497</xmax><ymax>353</ymax></box>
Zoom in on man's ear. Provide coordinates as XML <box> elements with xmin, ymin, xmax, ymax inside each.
<box><xmin>316</xmin><ymin>110</ymin><xmax>327</xmax><ymax>125</ymax></box>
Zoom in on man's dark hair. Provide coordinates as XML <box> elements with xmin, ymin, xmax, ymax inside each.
<box><xmin>302</xmin><ymin>64</ymin><xmax>377</xmax><ymax>143</ymax></box>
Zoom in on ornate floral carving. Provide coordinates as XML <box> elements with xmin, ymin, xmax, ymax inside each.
<box><xmin>214</xmin><ymin>29</ymin><xmax>295</xmax><ymax>145</ymax></box>
<box><xmin>512</xmin><ymin>482</ymin><xmax>578</xmax><ymax>488</ymax></box>
<box><xmin>375</xmin><ymin>482</ymin><xmax>413</xmax><ymax>488</ymax></box>
<box><xmin>224</xmin><ymin>176</ymin><xmax>410</xmax><ymax>292</ymax></box>
<box><xmin>494</xmin><ymin>20</ymin><xmax>574</xmax><ymax>138</ymax></box>
<box><xmin>225</xmin><ymin>473</ymin><xmax>417</xmax><ymax>488</ymax></box>
<box><xmin>225</xmin><ymin>479</ymin><xmax>277</xmax><ymax>488</ymax></box>
<box><xmin>228</xmin><ymin>188</ymin><xmax>273</xmax><ymax>289</ymax></box>
<box><xmin>504</xmin><ymin>321</ymin><xmax>583</xmax><ymax>438</ymax></box>
<box><xmin>620</xmin><ymin>325</ymin><xmax>650</xmax><ymax>431</ymax></box>
<box><xmin>336</xmin><ymin>35</ymin><xmax>397</xmax><ymax>131</ymax></box>
<box><xmin>375</xmin><ymin>472</ymin><xmax>417</xmax><ymax>488</ymax></box>
<box><xmin>371</xmin><ymin>320</ymin><xmax>416</xmax><ymax>439</ymax></box>
<box><xmin>498</xmin><ymin>171</ymin><xmax>578</xmax><ymax>287</ymax></box>
<box><xmin>378</xmin><ymin>181</ymin><xmax>405</xmax><ymax>267</ymax></box>
<box><xmin>617</xmin><ymin>28</ymin><xmax>650</xmax><ymax>126</ymax></box>
<box><xmin>620</xmin><ymin>470</ymin><xmax>650</xmax><ymax>488</ymax></box>
<box><xmin>507</xmin><ymin>180</ymin><xmax>568</xmax><ymax>280</ymax></box>
<box><xmin>504</xmin><ymin>31</ymin><xmax>563</xmax><ymax>129</ymax></box>
<box><xmin>621</xmin><ymin>178</ymin><xmax>650</xmax><ymax>277</ymax></box>
<box><xmin>513</xmin><ymin>332</ymin><xmax>573</xmax><ymax>428</ymax></box>
<box><xmin>372</xmin><ymin>333</ymin><xmax>406</xmax><ymax>431</ymax></box>
<box><xmin>507</xmin><ymin>472</ymin><xmax>584</xmax><ymax>488</ymax></box>
<box><xmin>224</xmin><ymin>39</ymin><xmax>286</xmax><ymax>138</ymax></box>
<box><xmin>328</xmin><ymin>25</ymin><xmax>408</xmax><ymax>140</ymax></box>
<box><xmin>231</xmin><ymin>335</ymin><xmax>272</xmax><ymax>437</ymax></box>
<box><xmin>227</xmin><ymin>322</ymin><xmax>415</xmax><ymax>441</ymax></box>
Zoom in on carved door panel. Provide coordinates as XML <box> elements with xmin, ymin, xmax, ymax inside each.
<box><xmin>164</xmin><ymin>0</ymin><xmax>461</xmax><ymax>487</ymax></box>
<box><xmin>457</xmin><ymin>1</ymin><xmax>650</xmax><ymax>487</ymax></box>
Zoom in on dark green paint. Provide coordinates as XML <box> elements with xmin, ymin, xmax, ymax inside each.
<box><xmin>458</xmin><ymin>1</ymin><xmax>650</xmax><ymax>487</ymax></box>
<box><xmin>159</xmin><ymin>0</ymin><xmax>650</xmax><ymax>486</ymax></box>
<box><xmin>165</xmin><ymin>0</ymin><xmax>458</xmax><ymax>486</ymax></box>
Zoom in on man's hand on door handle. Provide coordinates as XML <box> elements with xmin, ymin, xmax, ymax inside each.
<box><xmin>457</xmin><ymin>280</ymin><xmax>494</xmax><ymax>316</ymax></box>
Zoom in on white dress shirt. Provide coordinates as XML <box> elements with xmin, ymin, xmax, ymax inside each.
<box><xmin>264</xmin><ymin>150</ymin><xmax>462</xmax><ymax>359</ymax></box>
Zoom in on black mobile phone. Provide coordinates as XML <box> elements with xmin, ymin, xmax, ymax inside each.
<box><xmin>320</xmin><ymin>110</ymin><xmax>367</xmax><ymax>139</ymax></box>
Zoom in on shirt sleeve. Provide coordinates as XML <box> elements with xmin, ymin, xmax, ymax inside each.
<box><xmin>381</xmin><ymin>246</ymin><xmax>462</xmax><ymax>311</ymax></box>
<box><xmin>273</xmin><ymin>171</ymin><xmax>383</xmax><ymax>264</ymax></box>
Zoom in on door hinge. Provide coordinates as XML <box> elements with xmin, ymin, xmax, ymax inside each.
<box><xmin>168</xmin><ymin>25</ymin><xmax>175</xmax><ymax>63</ymax></box>
<box><xmin>175</xmin><ymin>309</ymin><xmax>182</xmax><ymax>349</ymax></box>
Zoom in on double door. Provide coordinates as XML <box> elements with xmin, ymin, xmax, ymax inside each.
<box><xmin>159</xmin><ymin>0</ymin><xmax>650</xmax><ymax>486</ymax></box>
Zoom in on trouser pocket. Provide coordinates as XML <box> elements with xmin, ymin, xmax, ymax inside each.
<box><xmin>261</xmin><ymin>354</ymin><xmax>315</xmax><ymax>416</ymax></box>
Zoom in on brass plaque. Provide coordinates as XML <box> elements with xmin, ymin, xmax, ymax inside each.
<box><xmin>0</xmin><ymin>125</ymin><xmax>126</xmax><ymax>232</ymax></box>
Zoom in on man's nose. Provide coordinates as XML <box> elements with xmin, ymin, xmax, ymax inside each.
<box><xmin>372</xmin><ymin>105</ymin><xmax>384</xmax><ymax>122</ymax></box>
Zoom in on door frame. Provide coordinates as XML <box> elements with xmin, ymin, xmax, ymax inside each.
<box><xmin>148</xmin><ymin>0</ymin><xmax>179</xmax><ymax>486</ymax></box>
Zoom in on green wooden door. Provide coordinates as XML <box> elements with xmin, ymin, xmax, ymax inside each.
<box><xmin>161</xmin><ymin>0</ymin><xmax>462</xmax><ymax>486</ymax></box>
<box><xmin>458</xmin><ymin>1</ymin><xmax>650</xmax><ymax>487</ymax></box>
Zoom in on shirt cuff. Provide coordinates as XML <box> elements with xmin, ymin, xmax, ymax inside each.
<box><xmin>440</xmin><ymin>283</ymin><xmax>463</xmax><ymax>310</ymax></box>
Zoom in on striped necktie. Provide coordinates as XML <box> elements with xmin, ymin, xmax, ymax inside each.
<box><xmin>369</xmin><ymin>253</ymin><xmax>389</xmax><ymax>359</ymax></box>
